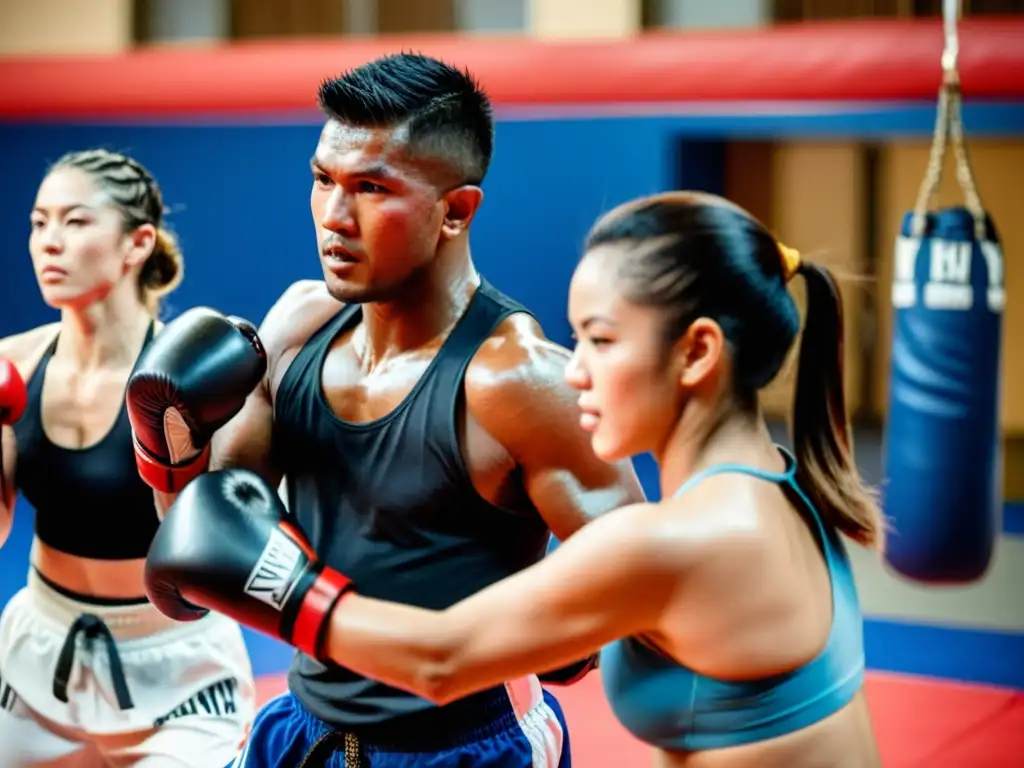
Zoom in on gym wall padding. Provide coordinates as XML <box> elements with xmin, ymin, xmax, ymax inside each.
<box><xmin>1</xmin><ymin>18</ymin><xmax>1022</xmax><ymax>118</ymax></box>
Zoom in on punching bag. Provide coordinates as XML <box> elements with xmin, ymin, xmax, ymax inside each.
<box><xmin>883</xmin><ymin>210</ymin><xmax>1004</xmax><ymax>583</ymax></box>
<box><xmin>882</xmin><ymin>0</ymin><xmax>1004</xmax><ymax>583</ymax></box>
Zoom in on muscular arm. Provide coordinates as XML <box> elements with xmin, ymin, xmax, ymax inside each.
<box><xmin>324</xmin><ymin>501</ymin><xmax>678</xmax><ymax>705</ymax></box>
<box><xmin>469</xmin><ymin>316</ymin><xmax>645</xmax><ymax>541</ymax></box>
<box><xmin>209</xmin><ymin>379</ymin><xmax>278</xmax><ymax>479</ymax></box>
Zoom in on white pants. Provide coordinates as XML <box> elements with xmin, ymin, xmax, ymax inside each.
<box><xmin>0</xmin><ymin>571</ymin><xmax>257</xmax><ymax>767</ymax></box>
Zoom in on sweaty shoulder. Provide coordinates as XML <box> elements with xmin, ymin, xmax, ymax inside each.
<box><xmin>671</xmin><ymin>471</ymin><xmax>773</xmax><ymax>543</ymax></box>
<box><xmin>661</xmin><ymin>472</ymin><xmax>782</xmax><ymax>581</ymax></box>
<box><xmin>0</xmin><ymin>323</ymin><xmax>61</xmax><ymax>381</ymax></box>
<box><xmin>464</xmin><ymin>312</ymin><xmax>577</xmax><ymax>449</ymax></box>
<box><xmin>258</xmin><ymin>280</ymin><xmax>343</xmax><ymax>391</ymax></box>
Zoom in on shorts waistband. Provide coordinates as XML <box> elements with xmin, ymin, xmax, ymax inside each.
<box><xmin>26</xmin><ymin>568</ymin><xmax>180</xmax><ymax>642</ymax></box>
<box><xmin>34</xmin><ymin>568</ymin><xmax>150</xmax><ymax>606</ymax></box>
<box><xmin>306</xmin><ymin>686</ymin><xmax>519</xmax><ymax>753</ymax></box>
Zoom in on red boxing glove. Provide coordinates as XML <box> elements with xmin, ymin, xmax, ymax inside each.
<box><xmin>0</xmin><ymin>359</ymin><xmax>27</xmax><ymax>426</ymax></box>
<box><xmin>145</xmin><ymin>469</ymin><xmax>354</xmax><ymax>660</ymax></box>
<box><xmin>0</xmin><ymin>358</ymin><xmax>26</xmax><ymax>501</ymax></box>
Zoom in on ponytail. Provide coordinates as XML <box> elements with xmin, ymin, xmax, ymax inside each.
<box><xmin>791</xmin><ymin>261</ymin><xmax>884</xmax><ymax>550</ymax></box>
<box><xmin>139</xmin><ymin>227</ymin><xmax>184</xmax><ymax>315</ymax></box>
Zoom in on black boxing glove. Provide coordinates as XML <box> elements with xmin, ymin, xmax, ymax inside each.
<box><xmin>126</xmin><ymin>308</ymin><xmax>266</xmax><ymax>493</ymax></box>
<box><xmin>145</xmin><ymin>469</ymin><xmax>354</xmax><ymax>660</ymax></box>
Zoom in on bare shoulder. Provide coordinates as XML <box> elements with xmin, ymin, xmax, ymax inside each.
<box><xmin>259</xmin><ymin>279</ymin><xmax>343</xmax><ymax>373</ymax></box>
<box><xmin>586</xmin><ymin>487</ymin><xmax>763</xmax><ymax>580</ymax></box>
<box><xmin>668</xmin><ymin>473</ymin><xmax>776</xmax><ymax>559</ymax></box>
<box><xmin>568</xmin><ymin>499</ymin><xmax>693</xmax><ymax>574</ymax></box>
<box><xmin>652</xmin><ymin>475</ymin><xmax>815</xmax><ymax>655</ymax></box>
<box><xmin>0</xmin><ymin>323</ymin><xmax>61</xmax><ymax>379</ymax></box>
<box><xmin>466</xmin><ymin>309</ymin><xmax>643</xmax><ymax>527</ymax></box>
<box><xmin>464</xmin><ymin>312</ymin><xmax>576</xmax><ymax>434</ymax></box>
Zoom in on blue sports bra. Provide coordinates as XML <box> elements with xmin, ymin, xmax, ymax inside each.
<box><xmin>599</xmin><ymin>448</ymin><xmax>865</xmax><ymax>752</ymax></box>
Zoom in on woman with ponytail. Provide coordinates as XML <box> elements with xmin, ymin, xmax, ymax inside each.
<box><xmin>0</xmin><ymin>149</ymin><xmax>255</xmax><ymax>765</ymax></box>
<box><xmin>157</xmin><ymin>190</ymin><xmax>882</xmax><ymax>766</ymax></box>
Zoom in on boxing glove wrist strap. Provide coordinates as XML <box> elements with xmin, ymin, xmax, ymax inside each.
<box><xmin>291</xmin><ymin>567</ymin><xmax>354</xmax><ymax>661</ymax></box>
<box><xmin>133</xmin><ymin>435</ymin><xmax>211</xmax><ymax>494</ymax></box>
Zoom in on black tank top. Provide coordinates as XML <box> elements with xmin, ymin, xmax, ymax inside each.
<box><xmin>14</xmin><ymin>324</ymin><xmax>160</xmax><ymax>560</ymax></box>
<box><xmin>275</xmin><ymin>280</ymin><xmax>552</xmax><ymax>727</ymax></box>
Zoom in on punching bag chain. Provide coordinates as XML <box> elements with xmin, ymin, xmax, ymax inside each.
<box><xmin>911</xmin><ymin>0</ymin><xmax>986</xmax><ymax>241</ymax></box>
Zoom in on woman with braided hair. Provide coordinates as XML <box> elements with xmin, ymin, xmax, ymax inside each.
<box><xmin>0</xmin><ymin>149</ymin><xmax>255</xmax><ymax>766</ymax></box>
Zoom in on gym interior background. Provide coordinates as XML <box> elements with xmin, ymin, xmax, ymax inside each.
<box><xmin>0</xmin><ymin>0</ymin><xmax>1021</xmax><ymax>764</ymax></box>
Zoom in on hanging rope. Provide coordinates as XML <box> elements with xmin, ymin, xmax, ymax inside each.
<box><xmin>911</xmin><ymin>0</ymin><xmax>987</xmax><ymax>241</ymax></box>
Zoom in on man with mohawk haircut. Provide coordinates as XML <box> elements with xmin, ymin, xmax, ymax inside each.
<box><xmin>124</xmin><ymin>52</ymin><xmax>644</xmax><ymax>767</ymax></box>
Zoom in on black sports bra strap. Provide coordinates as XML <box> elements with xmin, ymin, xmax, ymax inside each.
<box><xmin>30</xmin><ymin>332</ymin><xmax>60</xmax><ymax>386</ymax></box>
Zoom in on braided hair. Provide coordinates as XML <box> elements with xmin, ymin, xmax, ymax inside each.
<box><xmin>49</xmin><ymin>149</ymin><xmax>183</xmax><ymax>314</ymax></box>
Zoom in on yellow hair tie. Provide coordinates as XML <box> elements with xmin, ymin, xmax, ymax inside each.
<box><xmin>778</xmin><ymin>243</ymin><xmax>802</xmax><ymax>283</ymax></box>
